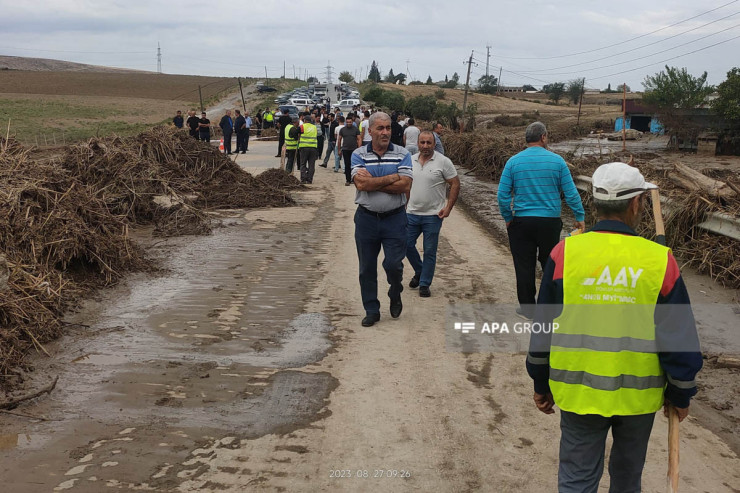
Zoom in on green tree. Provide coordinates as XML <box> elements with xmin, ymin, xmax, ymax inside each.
<box><xmin>382</xmin><ymin>91</ymin><xmax>406</xmax><ymax>112</ymax></box>
<box><xmin>642</xmin><ymin>66</ymin><xmax>713</xmax><ymax>110</ymax></box>
<box><xmin>443</xmin><ymin>72</ymin><xmax>460</xmax><ymax>89</ymax></box>
<box><xmin>712</xmin><ymin>67</ymin><xmax>740</xmax><ymax>125</ymax></box>
<box><xmin>338</xmin><ymin>71</ymin><xmax>354</xmax><ymax>83</ymax></box>
<box><xmin>616</xmin><ymin>83</ymin><xmax>631</xmax><ymax>93</ymax></box>
<box><xmin>604</xmin><ymin>83</ymin><xmax>613</xmax><ymax>93</ymax></box>
<box><xmin>566</xmin><ymin>78</ymin><xmax>585</xmax><ymax>104</ymax></box>
<box><xmin>395</xmin><ymin>72</ymin><xmax>407</xmax><ymax>85</ymax></box>
<box><xmin>425</xmin><ymin>75</ymin><xmax>433</xmax><ymax>85</ymax></box>
<box><xmin>384</xmin><ymin>68</ymin><xmax>396</xmax><ymax>83</ymax></box>
<box><xmin>543</xmin><ymin>82</ymin><xmax>566</xmax><ymax>103</ymax></box>
<box><xmin>476</xmin><ymin>75</ymin><xmax>498</xmax><ymax>94</ymax></box>
<box><xmin>642</xmin><ymin>65</ymin><xmax>714</xmax><ymax>144</ymax></box>
<box><xmin>368</xmin><ymin>61</ymin><xmax>381</xmax><ymax>83</ymax></box>
<box><xmin>307</xmin><ymin>76</ymin><xmax>318</xmax><ymax>84</ymax></box>
<box><xmin>363</xmin><ymin>85</ymin><xmax>385</xmax><ymax>103</ymax></box>
<box><xmin>522</xmin><ymin>84</ymin><xmax>536</xmax><ymax>92</ymax></box>
<box><xmin>405</xmin><ymin>95</ymin><xmax>437</xmax><ymax>121</ymax></box>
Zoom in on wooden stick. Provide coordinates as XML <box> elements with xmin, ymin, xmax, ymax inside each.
<box><xmin>651</xmin><ymin>188</ymin><xmax>666</xmax><ymax>246</ymax></box>
<box><xmin>0</xmin><ymin>376</ymin><xmax>58</xmax><ymax>410</ymax></box>
<box><xmin>667</xmin><ymin>404</ymin><xmax>680</xmax><ymax>492</ymax></box>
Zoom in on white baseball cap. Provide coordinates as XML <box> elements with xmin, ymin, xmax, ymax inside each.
<box><xmin>592</xmin><ymin>162</ymin><xmax>657</xmax><ymax>201</ymax></box>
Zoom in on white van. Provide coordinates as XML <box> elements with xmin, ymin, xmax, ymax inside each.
<box><xmin>289</xmin><ymin>98</ymin><xmax>313</xmax><ymax>108</ymax></box>
<box><xmin>335</xmin><ymin>98</ymin><xmax>361</xmax><ymax>111</ymax></box>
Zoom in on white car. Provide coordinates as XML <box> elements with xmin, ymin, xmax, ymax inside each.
<box><xmin>334</xmin><ymin>98</ymin><xmax>361</xmax><ymax>111</ymax></box>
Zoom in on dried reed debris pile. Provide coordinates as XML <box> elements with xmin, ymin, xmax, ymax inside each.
<box><xmin>568</xmin><ymin>156</ymin><xmax>740</xmax><ymax>289</ymax></box>
<box><xmin>1</xmin><ymin>127</ymin><xmax>296</xmax><ymax>386</ymax></box>
<box><xmin>443</xmin><ymin>131</ymin><xmax>525</xmax><ymax>181</ymax></box>
<box><xmin>0</xmin><ymin>139</ymin><xmax>148</xmax><ymax>382</ymax></box>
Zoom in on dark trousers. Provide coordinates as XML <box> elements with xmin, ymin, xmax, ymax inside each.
<box><xmin>354</xmin><ymin>207</ymin><xmax>407</xmax><ymax>316</ymax></box>
<box><xmin>190</xmin><ymin>129</ymin><xmax>198</xmax><ymax>140</ymax></box>
<box><xmin>317</xmin><ymin>135</ymin><xmax>325</xmax><ymax>159</ymax></box>
<box><xmin>506</xmin><ymin>216</ymin><xmax>562</xmax><ymax>315</ymax></box>
<box><xmin>285</xmin><ymin>149</ymin><xmax>297</xmax><ymax>173</ymax></box>
<box><xmin>299</xmin><ymin>147</ymin><xmax>318</xmax><ymax>183</ymax></box>
<box><xmin>559</xmin><ymin>411</ymin><xmax>655</xmax><ymax>493</ymax></box>
<box><xmin>199</xmin><ymin>130</ymin><xmax>210</xmax><ymax>142</ymax></box>
<box><xmin>236</xmin><ymin>130</ymin><xmax>248</xmax><ymax>152</ymax></box>
<box><xmin>222</xmin><ymin>132</ymin><xmax>232</xmax><ymax>154</ymax></box>
<box><xmin>278</xmin><ymin>129</ymin><xmax>285</xmax><ymax>155</ymax></box>
<box><xmin>342</xmin><ymin>149</ymin><xmax>354</xmax><ymax>183</ymax></box>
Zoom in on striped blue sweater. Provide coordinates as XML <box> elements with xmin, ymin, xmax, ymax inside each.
<box><xmin>497</xmin><ymin>146</ymin><xmax>585</xmax><ymax>223</ymax></box>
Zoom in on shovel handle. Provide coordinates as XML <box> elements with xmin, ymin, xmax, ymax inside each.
<box><xmin>651</xmin><ymin>189</ymin><xmax>666</xmax><ymax>246</ymax></box>
<box><xmin>667</xmin><ymin>404</ymin><xmax>680</xmax><ymax>492</ymax></box>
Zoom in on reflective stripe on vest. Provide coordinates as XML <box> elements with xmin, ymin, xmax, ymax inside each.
<box><xmin>549</xmin><ymin>231</ymin><xmax>670</xmax><ymax>416</ymax></box>
<box><xmin>299</xmin><ymin>123</ymin><xmax>318</xmax><ymax>148</ymax></box>
<box><xmin>285</xmin><ymin>124</ymin><xmax>298</xmax><ymax>150</ymax></box>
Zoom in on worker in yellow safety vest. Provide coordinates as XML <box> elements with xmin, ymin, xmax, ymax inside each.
<box><xmin>298</xmin><ymin>115</ymin><xmax>318</xmax><ymax>184</ymax></box>
<box><xmin>264</xmin><ymin>109</ymin><xmax>274</xmax><ymax>129</ymax></box>
<box><xmin>283</xmin><ymin>115</ymin><xmax>300</xmax><ymax>173</ymax></box>
<box><xmin>526</xmin><ymin>161</ymin><xmax>702</xmax><ymax>492</ymax></box>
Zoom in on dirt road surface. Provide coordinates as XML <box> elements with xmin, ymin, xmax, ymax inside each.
<box><xmin>1</xmin><ymin>141</ymin><xmax>738</xmax><ymax>492</ymax></box>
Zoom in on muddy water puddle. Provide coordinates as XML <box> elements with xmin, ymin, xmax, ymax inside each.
<box><xmin>0</xmin><ymin>197</ymin><xmax>339</xmax><ymax>491</ymax></box>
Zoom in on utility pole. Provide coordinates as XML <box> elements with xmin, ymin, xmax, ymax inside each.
<box><xmin>293</xmin><ymin>65</ymin><xmax>296</xmax><ymax>79</ymax></box>
<box><xmin>406</xmin><ymin>58</ymin><xmax>412</xmax><ymax>81</ymax></box>
<box><xmin>264</xmin><ymin>66</ymin><xmax>268</xmax><ymax>83</ymax></box>
<box><xmin>577</xmin><ymin>78</ymin><xmax>585</xmax><ymax>126</ymax></box>
<box><xmin>622</xmin><ymin>82</ymin><xmax>627</xmax><ymax>151</ymax></box>
<box><xmin>461</xmin><ymin>51</ymin><xmax>475</xmax><ymax>131</ymax></box>
<box><xmin>157</xmin><ymin>42</ymin><xmax>162</xmax><ymax>74</ymax></box>
<box><xmin>498</xmin><ymin>66</ymin><xmax>503</xmax><ymax>95</ymax></box>
<box><xmin>238</xmin><ymin>78</ymin><xmax>246</xmax><ymax>113</ymax></box>
<box><xmin>283</xmin><ymin>61</ymin><xmax>286</xmax><ymax>79</ymax></box>
<box><xmin>486</xmin><ymin>45</ymin><xmax>491</xmax><ymax>77</ymax></box>
<box><xmin>198</xmin><ymin>85</ymin><xmax>203</xmax><ymax>112</ymax></box>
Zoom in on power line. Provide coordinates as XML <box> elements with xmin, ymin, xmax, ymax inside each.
<box><xmin>518</xmin><ymin>22</ymin><xmax>740</xmax><ymax>77</ymax></box>
<box><xmin>588</xmin><ymin>33</ymin><xmax>740</xmax><ymax>81</ymax></box>
<box><xmin>494</xmin><ymin>0</ymin><xmax>739</xmax><ymax>60</ymax></box>
<box><xmin>513</xmin><ymin>12</ymin><xmax>739</xmax><ymax>74</ymax></box>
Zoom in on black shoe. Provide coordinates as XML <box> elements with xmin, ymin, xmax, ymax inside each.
<box><xmin>241</xmin><ymin>151</ymin><xmax>246</xmax><ymax>154</ymax></box>
<box><xmin>319</xmin><ymin>163</ymin><xmax>327</xmax><ymax>168</ymax></box>
<box><xmin>419</xmin><ymin>286</ymin><xmax>431</xmax><ymax>297</ymax></box>
<box><xmin>516</xmin><ymin>307</ymin><xmax>533</xmax><ymax>320</ymax></box>
<box><xmin>409</xmin><ymin>275</ymin><xmax>420</xmax><ymax>289</ymax></box>
<box><xmin>390</xmin><ymin>298</ymin><xmax>402</xmax><ymax>318</ymax></box>
<box><xmin>274</xmin><ymin>154</ymin><xmax>281</xmax><ymax>157</ymax></box>
<box><xmin>362</xmin><ymin>313</ymin><xmax>380</xmax><ymax>327</ymax></box>
<box><xmin>345</xmin><ymin>181</ymin><xmax>350</xmax><ymax>186</ymax></box>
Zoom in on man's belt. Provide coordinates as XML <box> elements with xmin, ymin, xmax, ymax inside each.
<box><xmin>358</xmin><ymin>205</ymin><xmax>404</xmax><ymax>219</ymax></box>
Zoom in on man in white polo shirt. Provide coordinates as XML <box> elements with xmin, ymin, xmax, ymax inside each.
<box><xmin>405</xmin><ymin>130</ymin><xmax>460</xmax><ymax>297</ymax></box>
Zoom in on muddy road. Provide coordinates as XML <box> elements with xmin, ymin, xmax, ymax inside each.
<box><xmin>1</xmin><ymin>141</ymin><xmax>739</xmax><ymax>492</ymax></box>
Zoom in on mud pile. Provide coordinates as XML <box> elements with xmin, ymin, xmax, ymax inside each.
<box><xmin>0</xmin><ymin>128</ymin><xmax>296</xmax><ymax>387</ymax></box>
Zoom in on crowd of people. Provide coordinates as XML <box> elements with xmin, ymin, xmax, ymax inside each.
<box><xmin>172</xmin><ymin>104</ymin><xmax>704</xmax><ymax>490</ymax></box>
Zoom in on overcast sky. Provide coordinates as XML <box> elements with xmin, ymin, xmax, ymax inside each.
<box><xmin>1</xmin><ymin>0</ymin><xmax>738</xmax><ymax>90</ymax></box>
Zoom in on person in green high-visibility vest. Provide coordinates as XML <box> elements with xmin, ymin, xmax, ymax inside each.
<box><xmin>527</xmin><ymin>161</ymin><xmax>702</xmax><ymax>493</ymax></box>
<box><xmin>283</xmin><ymin>115</ymin><xmax>300</xmax><ymax>173</ymax></box>
<box><xmin>298</xmin><ymin>115</ymin><xmax>318</xmax><ymax>184</ymax></box>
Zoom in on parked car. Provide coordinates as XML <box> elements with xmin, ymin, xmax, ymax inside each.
<box><xmin>277</xmin><ymin>105</ymin><xmax>299</xmax><ymax>118</ymax></box>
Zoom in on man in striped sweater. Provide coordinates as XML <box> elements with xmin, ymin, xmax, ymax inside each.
<box><xmin>497</xmin><ymin>122</ymin><xmax>585</xmax><ymax>319</ymax></box>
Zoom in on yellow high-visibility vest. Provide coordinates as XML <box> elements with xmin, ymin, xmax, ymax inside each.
<box><xmin>284</xmin><ymin>124</ymin><xmax>298</xmax><ymax>150</ymax></box>
<box><xmin>549</xmin><ymin>231</ymin><xmax>669</xmax><ymax>416</ymax></box>
<box><xmin>298</xmin><ymin>123</ymin><xmax>317</xmax><ymax>148</ymax></box>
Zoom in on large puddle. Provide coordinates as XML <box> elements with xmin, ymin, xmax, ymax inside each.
<box><xmin>0</xmin><ymin>194</ymin><xmax>340</xmax><ymax>491</ymax></box>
